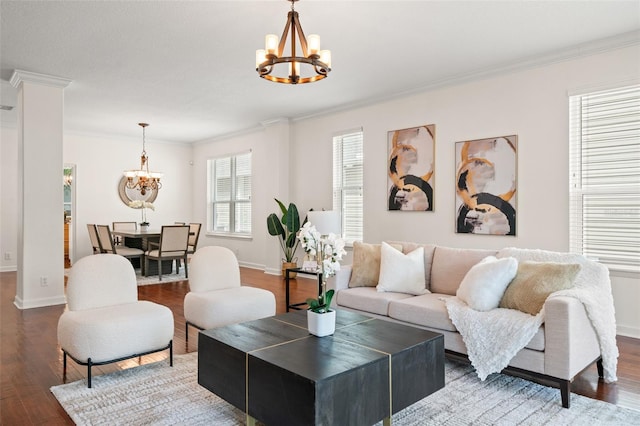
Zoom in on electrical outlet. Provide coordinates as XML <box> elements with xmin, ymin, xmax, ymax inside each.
<box><xmin>3</xmin><ymin>252</ymin><xmax>10</xmax><ymax>261</ymax></box>
<box><xmin>40</xmin><ymin>276</ymin><xmax>48</xmax><ymax>287</ymax></box>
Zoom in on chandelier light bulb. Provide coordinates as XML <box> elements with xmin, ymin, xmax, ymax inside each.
<box><xmin>265</xmin><ymin>34</ymin><xmax>279</xmax><ymax>55</ymax></box>
<box><xmin>320</xmin><ymin>50</ymin><xmax>331</xmax><ymax>68</ymax></box>
<box><xmin>256</xmin><ymin>49</ymin><xmax>267</xmax><ymax>68</ymax></box>
<box><xmin>289</xmin><ymin>61</ymin><xmax>300</xmax><ymax>78</ymax></box>
<box><xmin>307</xmin><ymin>34</ymin><xmax>320</xmax><ymax>55</ymax></box>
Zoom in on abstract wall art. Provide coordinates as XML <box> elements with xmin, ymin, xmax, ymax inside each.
<box><xmin>387</xmin><ymin>124</ymin><xmax>435</xmax><ymax>211</ymax></box>
<box><xmin>455</xmin><ymin>135</ymin><xmax>517</xmax><ymax>235</ymax></box>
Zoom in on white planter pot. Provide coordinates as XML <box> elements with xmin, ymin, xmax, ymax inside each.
<box><xmin>307</xmin><ymin>309</ymin><xmax>336</xmax><ymax>337</ymax></box>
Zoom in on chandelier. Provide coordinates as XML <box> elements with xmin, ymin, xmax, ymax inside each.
<box><xmin>255</xmin><ymin>0</ymin><xmax>331</xmax><ymax>84</ymax></box>
<box><xmin>123</xmin><ymin>123</ymin><xmax>162</xmax><ymax>196</ymax></box>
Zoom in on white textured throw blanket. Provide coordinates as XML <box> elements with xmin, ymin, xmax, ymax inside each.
<box><xmin>445</xmin><ymin>247</ymin><xmax>619</xmax><ymax>383</ymax></box>
<box><xmin>444</xmin><ymin>297</ymin><xmax>543</xmax><ymax>380</ymax></box>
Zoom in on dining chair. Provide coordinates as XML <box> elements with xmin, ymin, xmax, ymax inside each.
<box><xmin>176</xmin><ymin>222</ymin><xmax>202</xmax><ymax>271</ymax></box>
<box><xmin>187</xmin><ymin>223</ymin><xmax>202</xmax><ymax>256</ymax></box>
<box><xmin>87</xmin><ymin>224</ymin><xmax>102</xmax><ymax>254</ymax></box>
<box><xmin>95</xmin><ymin>224</ymin><xmax>144</xmax><ymax>271</ymax></box>
<box><xmin>112</xmin><ymin>221</ymin><xmax>137</xmax><ymax>246</ymax></box>
<box><xmin>145</xmin><ymin>225</ymin><xmax>190</xmax><ymax>281</ymax></box>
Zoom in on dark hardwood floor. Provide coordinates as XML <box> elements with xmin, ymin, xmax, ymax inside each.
<box><xmin>1</xmin><ymin>269</ymin><xmax>639</xmax><ymax>424</ymax></box>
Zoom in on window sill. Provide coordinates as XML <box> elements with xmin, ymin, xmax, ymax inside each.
<box><xmin>205</xmin><ymin>232</ymin><xmax>252</xmax><ymax>241</ymax></box>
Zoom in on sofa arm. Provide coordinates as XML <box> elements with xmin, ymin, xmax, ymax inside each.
<box><xmin>543</xmin><ymin>296</ymin><xmax>601</xmax><ymax>380</ymax></box>
<box><xmin>327</xmin><ymin>264</ymin><xmax>352</xmax><ymax>293</ymax></box>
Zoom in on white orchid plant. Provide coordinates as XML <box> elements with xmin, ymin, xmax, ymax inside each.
<box><xmin>297</xmin><ymin>222</ymin><xmax>346</xmax><ymax>313</ymax></box>
<box><xmin>128</xmin><ymin>200</ymin><xmax>155</xmax><ymax>225</ymax></box>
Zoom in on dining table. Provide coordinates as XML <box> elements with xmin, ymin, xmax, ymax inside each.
<box><xmin>111</xmin><ymin>228</ymin><xmax>171</xmax><ymax>277</ymax></box>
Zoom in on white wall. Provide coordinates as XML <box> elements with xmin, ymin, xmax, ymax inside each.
<box><xmin>0</xmin><ymin>126</ymin><xmax>18</xmax><ymax>272</ymax></box>
<box><xmin>1</xmin><ymin>128</ymin><xmax>193</xmax><ymax>268</ymax></box>
<box><xmin>191</xmin><ymin>119</ymin><xmax>292</xmax><ymax>274</ymax></box>
<box><xmin>64</xmin><ymin>133</ymin><xmax>193</xmax><ymax>261</ymax></box>
<box><xmin>288</xmin><ymin>45</ymin><xmax>640</xmax><ymax>337</ymax></box>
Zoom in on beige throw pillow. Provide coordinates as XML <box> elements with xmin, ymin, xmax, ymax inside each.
<box><xmin>349</xmin><ymin>241</ymin><xmax>401</xmax><ymax>288</ymax></box>
<box><xmin>499</xmin><ymin>261</ymin><xmax>581</xmax><ymax>315</ymax></box>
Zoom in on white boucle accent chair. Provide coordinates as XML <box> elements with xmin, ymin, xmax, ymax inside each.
<box><xmin>184</xmin><ymin>246</ymin><xmax>276</xmax><ymax>344</ymax></box>
<box><xmin>57</xmin><ymin>254</ymin><xmax>174</xmax><ymax>388</ymax></box>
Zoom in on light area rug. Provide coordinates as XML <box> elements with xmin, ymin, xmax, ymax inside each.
<box><xmin>51</xmin><ymin>352</ymin><xmax>640</xmax><ymax>426</ymax></box>
<box><xmin>135</xmin><ymin>265</ymin><xmax>187</xmax><ymax>286</ymax></box>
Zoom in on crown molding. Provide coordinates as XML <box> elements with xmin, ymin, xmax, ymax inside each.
<box><xmin>10</xmin><ymin>69</ymin><xmax>72</xmax><ymax>89</ymax></box>
<box><xmin>260</xmin><ymin>117</ymin><xmax>290</xmax><ymax>128</ymax></box>
<box><xmin>192</xmin><ymin>124</ymin><xmax>265</xmax><ymax>145</ymax></box>
<box><xmin>292</xmin><ymin>30</ymin><xmax>640</xmax><ymax>124</ymax></box>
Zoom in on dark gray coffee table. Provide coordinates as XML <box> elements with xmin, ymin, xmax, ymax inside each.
<box><xmin>198</xmin><ymin>310</ymin><xmax>444</xmax><ymax>426</ymax></box>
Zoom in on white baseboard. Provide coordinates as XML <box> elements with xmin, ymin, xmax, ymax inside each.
<box><xmin>1</xmin><ymin>265</ymin><xmax>17</xmax><ymax>272</ymax></box>
<box><xmin>263</xmin><ymin>267</ymin><xmax>280</xmax><ymax>276</ymax></box>
<box><xmin>238</xmin><ymin>261</ymin><xmax>266</xmax><ymax>271</ymax></box>
<box><xmin>14</xmin><ymin>294</ymin><xmax>66</xmax><ymax>310</ymax></box>
<box><xmin>617</xmin><ymin>325</ymin><xmax>640</xmax><ymax>339</ymax></box>
<box><xmin>260</xmin><ymin>265</ymin><xmax>316</xmax><ymax>280</ymax></box>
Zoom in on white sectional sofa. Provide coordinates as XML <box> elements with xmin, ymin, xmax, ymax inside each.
<box><xmin>328</xmin><ymin>242</ymin><xmax>618</xmax><ymax>408</ymax></box>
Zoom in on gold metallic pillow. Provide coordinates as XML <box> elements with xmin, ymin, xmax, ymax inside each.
<box><xmin>349</xmin><ymin>242</ymin><xmax>401</xmax><ymax>288</ymax></box>
<box><xmin>499</xmin><ymin>261</ymin><xmax>581</xmax><ymax>315</ymax></box>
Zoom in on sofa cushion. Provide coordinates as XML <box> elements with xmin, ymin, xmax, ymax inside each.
<box><xmin>348</xmin><ymin>241</ymin><xmax>402</xmax><ymax>288</ymax></box>
<box><xmin>456</xmin><ymin>256</ymin><xmax>518</xmax><ymax>311</ymax></box>
<box><xmin>500</xmin><ymin>261</ymin><xmax>581</xmax><ymax>315</ymax></box>
<box><xmin>387</xmin><ymin>293</ymin><xmax>546</xmax><ymax>351</ymax></box>
<box><xmin>387</xmin><ymin>241</ymin><xmax>436</xmax><ymax>289</ymax></box>
<box><xmin>336</xmin><ymin>287</ymin><xmax>413</xmax><ymax>316</ymax></box>
<box><xmin>388</xmin><ymin>293</ymin><xmax>457</xmax><ymax>331</ymax></box>
<box><xmin>377</xmin><ymin>242</ymin><xmax>427</xmax><ymax>295</ymax></box>
<box><xmin>430</xmin><ymin>247</ymin><xmax>497</xmax><ymax>295</ymax></box>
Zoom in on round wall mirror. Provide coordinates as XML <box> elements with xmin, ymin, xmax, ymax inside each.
<box><xmin>118</xmin><ymin>176</ymin><xmax>158</xmax><ymax>206</ymax></box>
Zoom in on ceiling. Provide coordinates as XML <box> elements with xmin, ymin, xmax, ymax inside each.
<box><xmin>1</xmin><ymin>1</ymin><xmax>639</xmax><ymax>144</ymax></box>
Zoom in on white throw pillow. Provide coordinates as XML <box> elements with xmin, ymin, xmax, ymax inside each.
<box><xmin>377</xmin><ymin>242</ymin><xmax>427</xmax><ymax>295</ymax></box>
<box><xmin>456</xmin><ymin>256</ymin><xmax>518</xmax><ymax>311</ymax></box>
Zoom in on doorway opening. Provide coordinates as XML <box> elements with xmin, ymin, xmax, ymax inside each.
<box><xmin>64</xmin><ymin>165</ymin><xmax>76</xmax><ymax>268</ymax></box>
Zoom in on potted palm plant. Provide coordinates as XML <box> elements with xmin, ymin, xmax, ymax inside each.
<box><xmin>267</xmin><ymin>199</ymin><xmax>303</xmax><ymax>277</ymax></box>
<box><xmin>298</xmin><ymin>222</ymin><xmax>346</xmax><ymax>337</ymax></box>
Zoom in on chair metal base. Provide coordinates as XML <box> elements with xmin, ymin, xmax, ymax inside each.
<box><xmin>62</xmin><ymin>340</ymin><xmax>173</xmax><ymax>388</ymax></box>
<box><xmin>185</xmin><ymin>321</ymin><xmax>204</xmax><ymax>345</ymax></box>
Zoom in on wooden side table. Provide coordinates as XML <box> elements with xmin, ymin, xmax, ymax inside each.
<box><xmin>285</xmin><ymin>267</ymin><xmax>322</xmax><ymax>312</ymax></box>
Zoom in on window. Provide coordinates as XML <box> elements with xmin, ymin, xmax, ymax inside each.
<box><xmin>333</xmin><ymin>129</ymin><xmax>364</xmax><ymax>244</ymax></box>
<box><xmin>569</xmin><ymin>84</ymin><xmax>640</xmax><ymax>273</ymax></box>
<box><xmin>207</xmin><ymin>151</ymin><xmax>252</xmax><ymax>236</ymax></box>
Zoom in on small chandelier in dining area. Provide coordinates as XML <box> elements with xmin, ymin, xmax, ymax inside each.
<box><xmin>255</xmin><ymin>0</ymin><xmax>331</xmax><ymax>84</ymax></box>
<box><xmin>123</xmin><ymin>123</ymin><xmax>162</xmax><ymax>196</ymax></box>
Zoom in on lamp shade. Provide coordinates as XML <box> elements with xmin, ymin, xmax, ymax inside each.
<box><xmin>307</xmin><ymin>210</ymin><xmax>341</xmax><ymax>236</ymax></box>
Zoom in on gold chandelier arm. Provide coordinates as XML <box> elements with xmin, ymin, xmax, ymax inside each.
<box><xmin>292</xmin><ymin>12</ymin><xmax>309</xmax><ymax>58</ymax></box>
<box><xmin>278</xmin><ymin>12</ymin><xmax>293</xmax><ymax>58</ymax></box>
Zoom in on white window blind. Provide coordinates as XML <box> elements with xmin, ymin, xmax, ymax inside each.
<box><xmin>333</xmin><ymin>129</ymin><xmax>364</xmax><ymax>244</ymax></box>
<box><xmin>569</xmin><ymin>84</ymin><xmax>640</xmax><ymax>273</ymax></box>
<box><xmin>207</xmin><ymin>151</ymin><xmax>252</xmax><ymax>236</ymax></box>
